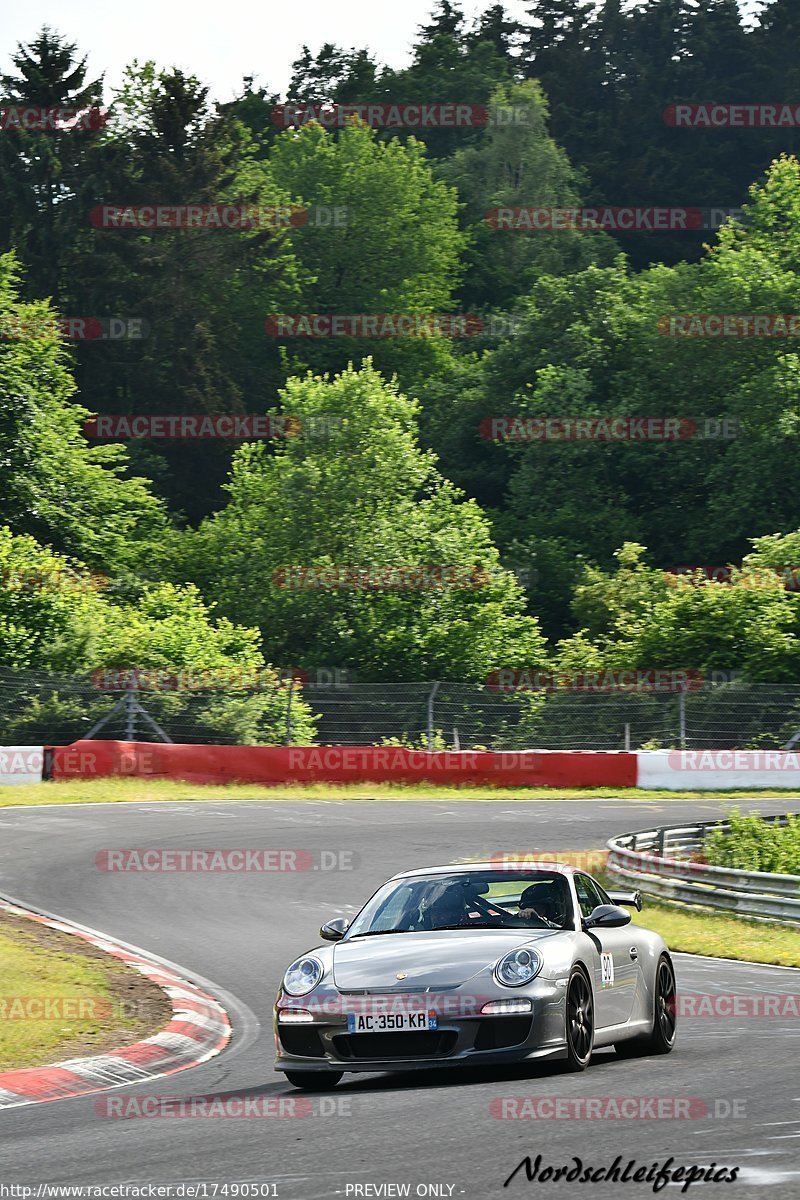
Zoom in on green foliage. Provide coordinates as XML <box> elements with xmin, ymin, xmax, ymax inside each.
<box><xmin>703</xmin><ymin>810</ymin><xmax>800</xmax><ymax>875</ymax></box>
<box><xmin>554</xmin><ymin>542</ymin><xmax>800</xmax><ymax>682</ymax></box>
<box><xmin>266</xmin><ymin>119</ymin><xmax>464</xmax><ymax>392</ymax></box>
<box><xmin>0</xmin><ymin>526</ymin><xmax>315</xmax><ymax>744</ymax></box>
<box><xmin>0</xmin><ymin>253</ymin><xmax>166</xmax><ymax>570</ymax></box>
<box><xmin>5</xmin><ymin>12</ymin><xmax>800</xmax><ymax>713</ymax></box>
<box><xmin>178</xmin><ymin>362</ymin><xmax>548</xmax><ymax>680</ymax></box>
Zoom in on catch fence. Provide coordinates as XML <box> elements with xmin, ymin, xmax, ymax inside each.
<box><xmin>3</xmin><ymin>670</ymin><xmax>800</xmax><ymax>750</ymax></box>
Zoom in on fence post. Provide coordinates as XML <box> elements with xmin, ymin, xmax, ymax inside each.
<box><xmin>285</xmin><ymin>678</ymin><xmax>294</xmax><ymax>746</ymax></box>
<box><xmin>427</xmin><ymin>682</ymin><xmax>440</xmax><ymax>752</ymax></box>
<box><xmin>125</xmin><ymin>680</ymin><xmax>136</xmax><ymax>741</ymax></box>
<box><xmin>678</xmin><ymin>686</ymin><xmax>687</xmax><ymax>749</ymax></box>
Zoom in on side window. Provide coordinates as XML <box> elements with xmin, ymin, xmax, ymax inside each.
<box><xmin>575</xmin><ymin>874</ymin><xmax>604</xmax><ymax>918</ymax></box>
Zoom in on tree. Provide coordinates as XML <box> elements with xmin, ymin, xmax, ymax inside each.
<box><xmin>63</xmin><ymin>63</ymin><xmax>301</xmax><ymax>522</ymax></box>
<box><xmin>0</xmin><ymin>252</ymin><xmax>165</xmax><ymax>571</ymax></box>
<box><xmin>176</xmin><ymin>363</ymin><xmax>548</xmax><ymax>680</ymax></box>
<box><xmin>438</xmin><ymin>79</ymin><xmax>617</xmax><ymax>309</ymax></box>
<box><xmin>266</xmin><ymin>120</ymin><xmax>465</xmax><ymax>390</ymax></box>
<box><xmin>0</xmin><ymin>27</ymin><xmax>105</xmax><ymax>301</ymax></box>
<box><xmin>554</xmin><ymin>542</ymin><xmax>800</xmax><ymax>682</ymax></box>
<box><xmin>286</xmin><ymin>45</ymin><xmax>380</xmax><ymax>106</ymax></box>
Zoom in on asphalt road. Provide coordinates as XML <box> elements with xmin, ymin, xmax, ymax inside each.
<box><xmin>0</xmin><ymin>796</ymin><xmax>799</xmax><ymax>1199</ymax></box>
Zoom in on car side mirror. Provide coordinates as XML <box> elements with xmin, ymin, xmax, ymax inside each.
<box><xmin>583</xmin><ymin>904</ymin><xmax>631</xmax><ymax>930</ymax></box>
<box><xmin>320</xmin><ymin>917</ymin><xmax>350</xmax><ymax>941</ymax></box>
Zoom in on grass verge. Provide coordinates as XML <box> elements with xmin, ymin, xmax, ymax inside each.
<box><xmin>2</xmin><ymin>778</ymin><xmax>800</xmax><ymax>807</ymax></box>
<box><xmin>629</xmin><ymin>900</ymin><xmax>800</xmax><ymax>968</ymax></box>
<box><xmin>0</xmin><ymin>909</ymin><xmax>171</xmax><ymax>1071</ymax></box>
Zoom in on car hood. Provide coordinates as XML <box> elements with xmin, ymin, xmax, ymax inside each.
<box><xmin>332</xmin><ymin>929</ymin><xmax>561</xmax><ymax>991</ymax></box>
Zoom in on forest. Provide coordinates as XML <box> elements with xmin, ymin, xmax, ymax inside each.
<box><xmin>2</xmin><ymin>1</ymin><xmax>800</xmax><ymax>746</ymax></box>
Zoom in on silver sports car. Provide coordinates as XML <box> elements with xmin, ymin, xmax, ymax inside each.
<box><xmin>274</xmin><ymin>861</ymin><xmax>676</xmax><ymax>1089</ymax></box>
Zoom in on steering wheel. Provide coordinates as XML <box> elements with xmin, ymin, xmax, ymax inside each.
<box><xmin>469</xmin><ymin>894</ymin><xmax>518</xmax><ymax>926</ymax></box>
<box><xmin>517</xmin><ymin>904</ymin><xmax>560</xmax><ymax>929</ymax></box>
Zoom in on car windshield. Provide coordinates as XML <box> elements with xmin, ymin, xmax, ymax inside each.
<box><xmin>346</xmin><ymin>871</ymin><xmax>573</xmax><ymax>936</ymax></box>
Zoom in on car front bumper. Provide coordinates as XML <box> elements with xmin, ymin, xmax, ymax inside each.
<box><xmin>274</xmin><ymin>976</ymin><xmax>568</xmax><ymax>1075</ymax></box>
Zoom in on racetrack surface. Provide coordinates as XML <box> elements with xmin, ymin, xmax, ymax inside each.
<box><xmin>0</xmin><ymin>796</ymin><xmax>798</xmax><ymax>1199</ymax></box>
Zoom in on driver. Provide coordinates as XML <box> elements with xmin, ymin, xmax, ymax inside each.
<box><xmin>422</xmin><ymin>880</ymin><xmax>505</xmax><ymax>928</ymax></box>
<box><xmin>517</xmin><ymin>880</ymin><xmax>569</xmax><ymax>928</ymax></box>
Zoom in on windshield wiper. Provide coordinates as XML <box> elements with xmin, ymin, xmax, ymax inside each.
<box><xmin>348</xmin><ymin>929</ymin><xmax>417</xmax><ymax>938</ymax></box>
<box><xmin>433</xmin><ymin>922</ymin><xmax>515</xmax><ymax>930</ymax></box>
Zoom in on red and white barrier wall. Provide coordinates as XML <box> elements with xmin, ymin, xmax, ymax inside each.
<box><xmin>0</xmin><ymin>746</ymin><xmax>43</xmax><ymax>785</ymax></box>
<box><xmin>49</xmin><ymin>742</ymin><xmax>638</xmax><ymax>788</ymax></box>
<box><xmin>637</xmin><ymin>748</ymin><xmax>800</xmax><ymax>790</ymax></box>
<box><xmin>4</xmin><ymin>742</ymin><xmax>800</xmax><ymax>790</ymax></box>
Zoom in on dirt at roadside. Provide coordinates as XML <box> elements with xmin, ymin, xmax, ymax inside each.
<box><xmin>0</xmin><ymin>908</ymin><xmax>172</xmax><ymax>1066</ymax></box>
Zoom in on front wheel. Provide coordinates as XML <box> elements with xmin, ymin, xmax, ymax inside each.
<box><xmin>615</xmin><ymin>953</ymin><xmax>676</xmax><ymax>1057</ymax></box>
<box><xmin>284</xmin><ymin>1071</ymin><xmax>343</xmax><ymax>1090</ymax></box>
<box><xmin>565</xmin><ymin>967</ymin><xmax>594</xmax><ymax>1071</ymax></box>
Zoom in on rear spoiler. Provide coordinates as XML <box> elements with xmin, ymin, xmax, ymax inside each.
<box><xmin>607</xmin><ymin>889</ymin><xmax>643</xmax><ymax>911</ymax></box>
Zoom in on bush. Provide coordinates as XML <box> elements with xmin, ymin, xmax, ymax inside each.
<box><xmin>703</xmin><ymin>810</ymin><xmax>800</xmax><ymax>875</ymax></box>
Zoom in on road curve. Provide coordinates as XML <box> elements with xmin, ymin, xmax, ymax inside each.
<box><xmin>0</xmin><ymin>796</ymin><xmax>798</xmax><ymax>1199</ymax></box>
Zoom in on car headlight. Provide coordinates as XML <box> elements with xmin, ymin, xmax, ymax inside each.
<box><xmin>494</xmin><ymin>947</ymin><xmax>542</xmax><ymax>988</ymax></box>
<box><xmin>283</xmin><ymin>956</ymin><xmax>324</xmax><ymax>996</ymax></box>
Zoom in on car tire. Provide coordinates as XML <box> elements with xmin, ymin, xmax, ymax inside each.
<box><xmin>284</xmin><ymin>1071</ymin><xmax>343</xmax><ymax>1090</ymax></box>
<box><xmin>564</xmin><ymin>966</ymin><xmax>594</xmax><ymax>1071</ymax></box>
<box><xmin>615</xmin><ymin>953</ymin><xmax>677</xmax><ymax>1058</ymax></box>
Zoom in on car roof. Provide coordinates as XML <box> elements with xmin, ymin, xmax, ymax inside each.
<box><xmin>389</xmin><ymin>861</ymin><xmax>580</xmax><ymax>881</ymax></box>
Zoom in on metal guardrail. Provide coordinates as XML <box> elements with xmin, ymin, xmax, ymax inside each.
<box><xmin>606</xmin><ymin>815</ymin><xmax>800</xmax><ymax>926</ymax></box>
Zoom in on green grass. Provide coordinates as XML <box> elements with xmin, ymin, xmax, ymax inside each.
<box><xmin>2</xmin><ymin>777</ymin><xmax>800</xmax><ymax>807</ymax></box>
<box><xmin>0</xmin><ymin>910</ymin><xmax>170</xmax><ymax>1070</ymax></box>
<box><xmin>630</xmin><ymin>899</ymin><xmax>800</xmax><ymax>968</ymax></box>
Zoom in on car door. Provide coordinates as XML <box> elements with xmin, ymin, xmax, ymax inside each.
<box><xmin>574</xmin><ymin>874</ymin><xmax>639</xmax><ymax>1028</ymax></box>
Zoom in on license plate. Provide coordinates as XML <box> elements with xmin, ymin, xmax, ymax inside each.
<box><xmin>346</xmin><ymin>1011</ymin><xmax>437</xmax><ymax>1033</ymax></box>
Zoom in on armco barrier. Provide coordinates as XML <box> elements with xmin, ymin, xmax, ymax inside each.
<box><xmin>636</xmin><ymin>748</ymin><xmax>800</xmax><ymax>790</ymax></box>
<box><xmin>0</xmin><ymin>746</ymin><xmax>43</xmax><ymax>785</ymax></box>
<box><xmin>50</xmin><ymin>741</ymin><xmax>638</xmax><ymax>788</ymax></box>
<box><xmin>607</xmin><ymin>816</ymin><xmax>800</xmax><ymax>925</ymax></box>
